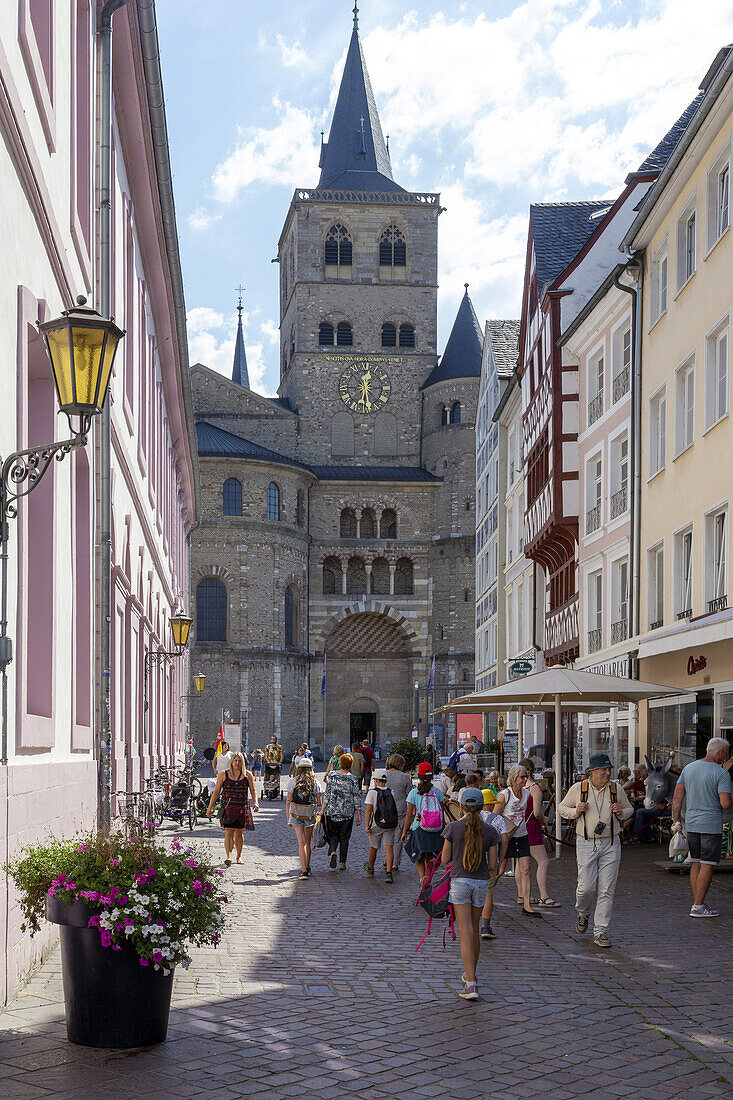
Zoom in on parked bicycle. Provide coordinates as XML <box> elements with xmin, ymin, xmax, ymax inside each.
<box><xmin>114</xmin><ymin>790</ymin><xmax>156</xmax><ymax>837</ymax></box>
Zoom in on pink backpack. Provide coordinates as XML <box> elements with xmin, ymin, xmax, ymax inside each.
<box><xmin>415</xmin><ymin>854</ymin><xmax>455</xmax><ymax>951</ymax></box>
<box><xmin>419</xmin><ymin>789</ymin><xmax>443</xmax><ymax>831</ymax></box>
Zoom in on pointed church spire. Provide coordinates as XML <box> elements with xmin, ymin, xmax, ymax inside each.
<box><xmin>422</xmin><ymin>285</ymin><xmax>483</xmax><ymax>388</ymax></box>
<box><xmin>317</xmin><ymin>14</ymin><xmax>403</xmax><ymax>192</ymax></box>
<box><xmin>232</xmin><ymin>286</ymin><xmax>250</xmax><ymax>388</ymax></box>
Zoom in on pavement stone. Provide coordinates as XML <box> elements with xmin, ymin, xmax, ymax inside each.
<box><xmin>2</xmin><ymin>787</ymin><xmax>733</xmax><ymax>1098</ymax></box>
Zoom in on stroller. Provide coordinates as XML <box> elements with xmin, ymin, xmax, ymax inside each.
<box><xmin>263</xmin><ymin>761</ymin><xmax>283</xmax><ymax>801</ymax></box>
<box><xmin>158</xmin><ymin>778</ymin><xmax>198</xmax><ymax>831</ymax></box>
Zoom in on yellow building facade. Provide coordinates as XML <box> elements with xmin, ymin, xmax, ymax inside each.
<box><xmin>627</xmin><ymin>48</ymin><xmax>733</xmax><ymax>765</ymax></box>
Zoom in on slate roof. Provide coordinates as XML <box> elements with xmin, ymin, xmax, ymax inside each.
<box><xmin>231</xmin><ymin>309</ymin><xmax>250</xmax><ymax>388</ymax></box>
<box><xmin>317</xmin><ymin>29</ymin><xmax>403</xmax><ymax>193</ymax></box>
<box><xmin>486</xmin><ymin>320</ymin><xmax>520</xmax><ymax>378</ymax></box>
<box><xmin>195</xmin><ymin>421</ymin><xmax>311</xmax><ymax>473</ymax></box>
<box><xmin>530</xmin><ymin>201</ymin><xmax>610</xmax><ymax>296</ymax></box>
<box><xmin>422</xmin><ymin>287</ymin><xmax>483</xmax><ymax>389</ymax></box>
<box><xmin>196</xmin><ymin>422</ymin><xmax>439</xmax><ymax>483</ymax></box>
<box><xmin>635</xmin><ymin>92</ymin><xmax>705</xmax><ymax>174</ymax></box>
<box><xmin>311</xmin><ymin>465</ymin><xmax>440</xmax><ymax>483</ymax></box>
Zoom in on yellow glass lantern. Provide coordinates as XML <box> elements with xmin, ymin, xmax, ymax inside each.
<box><xmin>193</xmin><ymin>674</ymin><xmax>205</xmax><ymax>695</ymax></box>
<box><xmin>39</xmin><ymin>297</ymin><xmax>124</xmax><ymax>430</ymax></box>
<box><xmin>170</xmin><ymin>612</ymin><xmax>193</xmax><ymax>652</ymax></box>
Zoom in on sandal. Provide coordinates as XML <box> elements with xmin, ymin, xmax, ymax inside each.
<box><xmin>538</xmin><ymin>897</ymin><xmax>561</xmax><ymax>908</ymax></box>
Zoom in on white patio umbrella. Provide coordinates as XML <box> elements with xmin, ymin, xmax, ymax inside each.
<box><xmin>434</xmin><ymin>667</ymin><xmax>676</xmax><ymax>858</ymax></box>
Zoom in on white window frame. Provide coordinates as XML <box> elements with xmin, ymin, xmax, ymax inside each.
<box><xmin>674</xmin><ymin>353</ymin><xmax>695</xmax><ymax>456</ymax></box>
<box><xmin>705</xmin><ymin>504</ymin><xmax>728</xmax><ymax>608</ymax></box>
<box><xmin>589</xmin><ymin>569</ymin><xmax>603</xmax><ymax>633</ymax></box>
<box><xmin>647</xmin><ymin>542</ymin><xmax>664</xmax><ymax>628</ymax></box>
<box><xmin>611</xmin><ymin>557</ymin><xmax>629</xmax><ymax>632</ymax></box>
<box><xmin>649</xmin><ymin>384</ymin><xmax>666</xmax><ymax>478</ymax></box>
<box><xmin>674</xmin><ymin>525</ymin><xmax>694</xmax><ymax>619</ymax></box>
<box><xmin>707</xmin><ymin>143</ymin><xmax>731</xmax><ymax>252</ymax></box>
<box><xmin>705</xmin><ymin>315</ymin><xmax>729</xmax><ymax>430</ymax></box>
<box><xmin>650</xmin><ymin>237</ymin><xmax>668</xmax><ymax>326</ymax></box>
<box><xmin>611</xmin><ymin>317</ymin><xmax>631</xmax><ymax>402</ymax></box>
<box><xmin>676</xmin><ymin>194</ymin><xmax>697</xmax><ymax>291</ymax></box>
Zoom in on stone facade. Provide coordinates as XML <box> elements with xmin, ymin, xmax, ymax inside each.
<box><xmin>189</xmin><ymin>26</ymin><xmax>478</xmax><ymax>758</ymax></box>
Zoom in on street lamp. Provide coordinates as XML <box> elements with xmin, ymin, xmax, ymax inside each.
<box><xmin>193</xmin><ymin>674</ymin><xmax>205</xmax><ymax>695</ymax></box>
<box><xmin>0</xmin><ymin>297</ymin><xmax>123</xmax><ymax>764</ymax></box>
<box><xmin>143</xmin><ymin>608</ymin><xmax>193</xmax><ymax>715</ymax></box>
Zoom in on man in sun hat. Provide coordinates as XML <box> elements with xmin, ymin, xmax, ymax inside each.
<box><xmin>560</xmin><ymin>752</ymin><xmax>633</xmax><ymax>949</ymax></box>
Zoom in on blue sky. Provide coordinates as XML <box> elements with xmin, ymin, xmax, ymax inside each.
<box><xmin>156</xmin><ymin>0</ymin><xmax>733</xmax><ymax>395</ymax></box>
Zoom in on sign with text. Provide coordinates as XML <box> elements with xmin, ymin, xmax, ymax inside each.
<box><xmin>508</xmin><ymin>657</ymin><xmax>535</xmax><ymax>680</ymax></box>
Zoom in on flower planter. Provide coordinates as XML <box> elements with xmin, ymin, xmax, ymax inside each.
<box><xmin>45</xmin><ymin>894</ymin><xmax>174</xmax><ymax>1048</ymax></box>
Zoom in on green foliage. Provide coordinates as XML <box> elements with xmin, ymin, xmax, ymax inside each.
<box><xmin>387</xmin><ymin>737</ymin><xmax>428</xmax><ymax>771</ymax></box>
<box><xmin>5</xmin><ymin>830</ymin><xmax>226</xmax><ymax>973</ymax></box>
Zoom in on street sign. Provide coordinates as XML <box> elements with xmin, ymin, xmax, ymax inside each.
<box><xmin>508</xmin><ymin>658</ymin><xmax>534</xmax><ymax>680</ymax></box>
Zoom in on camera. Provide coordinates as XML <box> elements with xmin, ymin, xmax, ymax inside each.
<box><xmin>594</xmin><ymin>821</ymin><xmax>606</xmax><ymax>836</ymax></box>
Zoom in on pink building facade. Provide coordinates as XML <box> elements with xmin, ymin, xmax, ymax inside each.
<box><xmin>0</xmin><ymin>2</ymin><xmax>197</xmax><ymax>1003</ymax></box>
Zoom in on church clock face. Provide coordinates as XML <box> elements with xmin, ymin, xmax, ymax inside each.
<box><xmin>338</xmin><ymin>360</ymin><xmax>391</xmax><ymax>414</ymax></box>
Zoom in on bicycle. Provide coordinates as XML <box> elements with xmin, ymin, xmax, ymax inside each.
<box><xmin>114</xmin><ymin>790</ymin><xmax>156</xmax><ymax>837</ymax></box>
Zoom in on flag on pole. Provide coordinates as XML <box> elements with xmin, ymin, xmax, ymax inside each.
<box><xmin>321</xmin><ymin>653</ymin><xmax>327</xmax><ymax>696</ymax></box>
<box><xmin>214</xmin><ymin>723</ymin><xmax>224</xmax><ymax>755</ymax></box>
<box><xmin>427</xmin><ymin>655</ymin><xmax>435</xmax><ymax>693</ymax></box>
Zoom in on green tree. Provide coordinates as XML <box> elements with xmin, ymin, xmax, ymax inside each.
<box><xmin>387</xmin><ymin>737</ymin><xmax>428</xmax><ymax>772</ymax></box>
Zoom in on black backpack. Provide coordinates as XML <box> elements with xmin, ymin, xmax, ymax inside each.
<box><xmin>292</xmin><ymin>778</ymin><xmax>316</xmax><ymax>806</ymax></box>
<box><xmin>374</xmin><ymin>788</ymin><xmax>398</xmax><ymax>829</ymax></box>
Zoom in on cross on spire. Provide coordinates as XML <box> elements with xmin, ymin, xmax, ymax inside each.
<box><xmin>353</xmin><ymin>1</ymin><xmax>359</xmax><ymax>30</ymax></box>
<box><xmin>236</xmin><ymin>284</ymin><xmax>245</xmax><ymax>314</ymax></box>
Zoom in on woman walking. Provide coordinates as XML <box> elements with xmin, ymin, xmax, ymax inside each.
<box><xmin>323</xmin><ymin>752</ymin><xmax>361</xmax><ymax>869</ymax></box>
<box><xmin>401</xmin><ymin>762</ymin><xmax>446</xmax><ymax>883</ymax></box>
<box><xmin>286</xmin><ymin>758</ymin><xmax>323</xmax><ymax>878</ymax></box>
<box><xmin>441</xmin><ymin>787</ymin><xmax>500</xmax><ymax>1001</ymax></box>
<box><xmin>495</xmin><ymin>765</ymin><xmax>540</xmax><ymax>916</ymax></box>
<box><xmin>517</xmin><ymin>758</ymin><xmax>560</xmax><ymax>909</ymax></box>
<box><xmin>385</xmin><ymin>754</ymin><xmax>413</xmax><ymax>871</ymax></box>
<box><xmin>206</xmin><ymin>751</ymin><xmax>259</xmax><ymax>866</ymax></box>
<box><xmin>324</xmin><ymin>744</ymin><xmax>345</xmax><ymax>781</ymax></box>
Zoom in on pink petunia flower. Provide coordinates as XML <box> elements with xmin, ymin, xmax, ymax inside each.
<box><xmin>139</xmin><ymin>958</ymin><xmax>149</xmax><ymax>967</ymax></box>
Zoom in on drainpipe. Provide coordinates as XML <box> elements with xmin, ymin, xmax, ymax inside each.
<box><xmin>98</xmin><ymin>0</ymin><xmax>133</xmax><ymax>833</ymax></box>
<box><xmin>612</xmin><ymin>257</ymin><xmax>642</xmax><ymax>672</ymax></box>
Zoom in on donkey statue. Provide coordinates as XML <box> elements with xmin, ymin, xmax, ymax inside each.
<box><xmin>643</xmin><ymin>754</ymin><xmax>679</xmax><ymax>811</ymax></box>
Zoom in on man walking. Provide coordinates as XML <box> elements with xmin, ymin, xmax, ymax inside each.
<box><xmin>360</xmin><ymin>739</ymin><xmax>375</xmax><ymax>790</ymax></box>
<box><xmin>672</xmin><ymin>737</ymin><xmax>732</xmax><ymax>918</ymax></box>
<box><xmin>559</xmin><ymin>752</ymin><xmax>633</xmax><ymax>948</ymax></box>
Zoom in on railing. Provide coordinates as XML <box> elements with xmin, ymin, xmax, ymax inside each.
<box><xmin>613</xmin><ymin>366</ymin><xmax>630</xmax><ymax>402</ymax></box>
<box><xmin>650</xmin><ymin>618</ymin><xmax>663</xmax><ymax>630</ymax></box>
<box><xmin>586</xmin><ymin>504</ymin><xmax>601</xmax><ymax>534</ymax></box>
<box><xmin>677</xmin><ymin>608</ymin><xmax>693</xmax><ymax>621</ymax></box>
<box><xmin>610</xmin><ymin>486</ymin><xmax>627</xmax><ymax>519</ymax></box>
<box><xmin>709</xmin><ymin>595</ymin><xmax>728</xmax><ymax>613</ymax></box>
<box><xmin>588</xmin><ymin>628</ymin><xmax>602</xmax><ymax>653</ymax></box>
<box><xmin>611</xmin><ymin>618</ymin><xmax>628</xmax><ymax>645</ymax></box>
<box><xmin>588</xmin><ymin>393</ymin><xmax>603</xmax><ymax>425</ymax></box>
<box><xmin>294</xmin><ymin>187</ymin><xmax>439</xmax><ymax>206</ymax></box>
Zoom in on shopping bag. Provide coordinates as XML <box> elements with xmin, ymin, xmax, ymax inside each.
<box><xmin>313</xmin><ymin>813</ymin><xmax>328</xmax><ymax>849</ymax></box>
<box><xmin>669</xmin><ymin>829</ymin><xmax>689</xmax><ymax>863</ymax></box>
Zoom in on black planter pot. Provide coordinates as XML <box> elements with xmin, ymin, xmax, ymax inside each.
<box><xmin>45</xmin><ymin>894</ymin><xmax>174</xmax><ymax>1048</ymax></box>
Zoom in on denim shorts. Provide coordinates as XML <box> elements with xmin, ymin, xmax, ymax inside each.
<box><xmin>449</xmin><ymin>877</ymin><xmax>489</xmax><ymax>907</ymax></box>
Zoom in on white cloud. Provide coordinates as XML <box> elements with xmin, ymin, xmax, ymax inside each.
<box><xmin>188</xmin><ymin>207</ymin><xmax>222</xmax><ymax>231</ymax></box>
<box><xmin>260</xmin><ymin>318</ymin><xmax>280</xmax><ymax>345</ymax></box>
<box><xmin>186</xmin><ymin>307</ymin><xmax>276</xmax><ymax>397</ymax></box>
<box><xmin>211</xmin><ymin>98</ymin><xmax>320</xmax><ymax>202</ymax></box>
<box><xmin>275</xmin><ymin>35</ymin><xmax>315</xmax><ymax>70</ymax></box>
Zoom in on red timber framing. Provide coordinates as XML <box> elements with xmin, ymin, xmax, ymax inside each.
<box><xmin>519</xmin><ymin>229</ymin><xmax>578</xmax><ymax>666</ymax></box>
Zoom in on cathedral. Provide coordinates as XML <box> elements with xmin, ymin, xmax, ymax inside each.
<box><xmin>189</xmin><ymin>14</ymin><xmax>481</xmax><ymax>756</ymax></box>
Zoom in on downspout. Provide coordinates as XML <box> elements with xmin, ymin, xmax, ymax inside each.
<box><xmin>612</xmin><ymin>257</ymin><xmax>642</xmax><ymax>677</ymax></box>
<box><xmin>98</xmin><ymin>0</ymin><xmax>133</xmax><ymax>833</ymax></box>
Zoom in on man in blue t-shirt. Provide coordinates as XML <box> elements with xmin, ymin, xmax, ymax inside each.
<box><xmin>672</xmin><ymin>737</ymin><xmax>732</xmax><ymax>918</ymax></box>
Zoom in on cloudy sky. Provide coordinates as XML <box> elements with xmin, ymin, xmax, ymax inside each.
<box><xmin>156</xmin><ymin>0</ymin><xmax>733</xmax><ymax>396</ymax></box>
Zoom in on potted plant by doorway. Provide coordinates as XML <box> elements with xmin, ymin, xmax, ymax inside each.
<box><xmin>6</xmin><ymin>830</ymin><xmax>227</xmax><ymax>1048</ymax></box>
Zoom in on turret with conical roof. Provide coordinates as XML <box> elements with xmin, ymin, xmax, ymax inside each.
<box><xmin>232</xmin><ymin>290</ymin><xmax>250</xmax><ymax>388</ymax></box>
<box><xmin>317</xmin><ymin>13</ymin><xmax>403</xmax><ymax>192</ymax></box>
<box><xmin>422</xmin><ymin>285</ymin><xmax>483</xmax><ymax>389</ymax></box>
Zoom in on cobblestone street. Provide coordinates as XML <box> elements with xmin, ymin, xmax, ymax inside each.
<box><xmin>3</xmin><ymin>789</ymin><xmax>733</xmax><ymax>1100</ymax></box>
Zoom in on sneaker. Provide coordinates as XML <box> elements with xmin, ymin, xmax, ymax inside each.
<box><xmin>364</xmin><ymin>864</ymin><xmax>375</xmax><ymax>877</ymax></box>
<box><xmin>458</xmin><ymin>981</ymin><xmax>479</xmax><ymax>1001</ymax></box>
<box><xmin>385</xmin><ymin>871</ymin><xmax>394</xmax><ymax>884</ymax></box>
<box><xmin>480</xmin><ymin>919</ymin><xmax>495</xmax><ymax>939</ymax></box>
<box><xmin>593</xmin><ymin>931</ymin><xmax>612</xmax><ymax>948</ymax></box>
<box><xmin>690</xmin><ymin>903</ymin><xmax>719</xmax><ymax>918</ymax></box>
<box><xmin>338</xmin><ymin>862</ymin><xmax>346</xmax><ymax>870</ymax></box>
<box><xmin>299</xmin><ymin>870</ymin><xmax>308</xmax><ymax>879</ymax></box>
<box><xmin>329</xmin><ymin>853</ymin><xmax>337</xmax><ymax>869</ymax></box>
<box><xmin>305</xmin><ymin>867</ymin><xmax>312</xmax><ymax>877</ymax></box>
<box><xmin>576</xmin><ymin>914</ymin><xmax>589</xmax><ymax>934</ymax></box>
